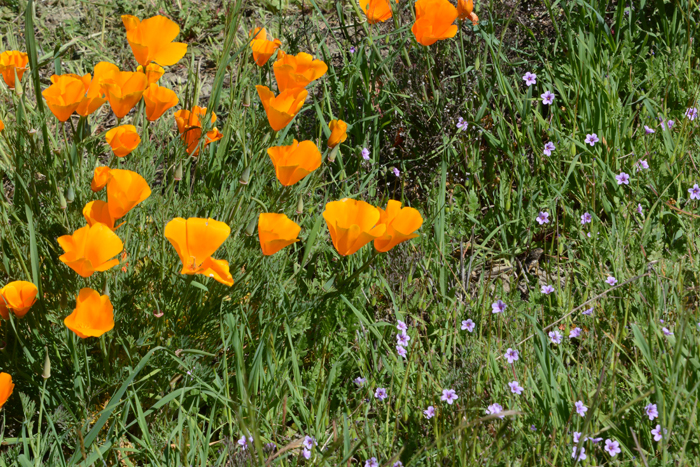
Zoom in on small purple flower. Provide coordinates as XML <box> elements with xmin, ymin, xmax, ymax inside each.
<box><xmin>635</xmin><ymin>159</ymin><xmax>649</xmax><ymax>171</ymax></box>
<box><xmin>375</xmin><ymin>387</ymin><xmax>387</xmax><ymax>401</ymax></box>
<box><xmin>508</xmin><ymin>381</ymin><xmax>524</xmax><ymax>395</ymax></box>
<box><xmin>616</xmin><ymin>172</ymin><xmax>630</xmax><ymax>185</ymax></box>
<box><xmin>587</xmin><ymin>437</ymin><xmax>603</xmax><ymax>444</ymax></box>
<box><xmin>396</xmin><ymin>332</ymin><xmax>410</xmax><ymax>347</ymax></box>
<box><xmin>604</xmin><ymin>439</ymin><xmax>621</xmax><ymax>457</ymax></box>
<box><xmin>606</xmin><ymin>275</ymin><xmax>618</xmax><ymax>286</ymax></box>
<box><xmin>423</xmin><ymin>405</ymin><xmax>435</xmax><ymax>419</ymax></box>
<box><xmin>441</xmin><ymin>389</ymin><xmax>458</xmax><ymax>405</ymax></box>
<box><xmin>530</xmin><ymin>425</ymin><xmax>537</xmax><ymax>431</ymax></box>
<box><xmin>665</xmin><ymin>119</ymin><xmax>675</xmax><ymax>129</ymax></box>
<box><xmin>393</xmin><ymin>462</ymin><xmax>403</xmax><ymax>467</ymax></box>
<box><xmin>461</xmin><ymin>319</ymin><xmax>475</xmax><ymax>332</ymax></box>
<box><xmin>397</xmin><ymin>320</ymin><xmax>407</xmax><ymax>332</ymax></box>
<box><xmin>354</xmin><ymin>377</ymin><xmax>366</xmax><ymax>386</ymax></box>
<box><xmin>536</xmin><ymin>211</ymin><xmax>550</xmax><ymax>225</ymax></box>
<box><xmin>651</xmin><ymin>424</ymin><xmax>666</xmax><ymax>441</ymax></box>
<box><xmin>580</xmin><ymin>212</ymin><xmax>592</xmax><ymax>225</ymax></box>
<box><xmin>523</xmin><ymin>72</ymin><xmax>537</xmax><ymax>86</ymax></box>
<box><xmin>575</xmin><ymin>400</ymin><xmax>588</xmax><ymax>417</ymax></box>
<box><xmin>456</xmin><ymin>117</ymin><xmax>469</xmax><ymax>131</ymax></box>
<box><xmin>392</xmin><ymin>167</ymin><xmax>400</xmax><ymax>177</ymax></box>
<box><xmin>662</xmin><ymin>327</ymin><xmax>673</xmax><ymax>336</ymax></box>
<box><xmin>543</xmin><ymin>141</ymin><xmax>556</xmax><ymax>156</ymax></box>
<box><xmin>365</xmin><ymin>457</ymin><xmax>379</xmax><ymax>467</ymax></box>
<box><xmin>361</xmin><ymin>147</ymin><xmax>370</xmax><ymax>160</ymax></box>
<box><xmin>569</xmin><ymin>327</ymin><xmax>582</xmax><ymax>339</ymax></box>
<box><xmin>492</xmin><ymin>299</ymin><xmax>507</xmax><ymax>314</ymax></box>
<box><xmin>486</xmin><ymin>403</ymin><xmax>504</xmax><ymax>418</ymax></box>
<box><xmin>584</xmin><ymin>133</ymin><xmax>599</xmax><ymax>146</ymax></box>
<box><xmin>573</xmin><ymin>431</ymin><xmax>581</xmax><ymax>443</ymax></box>
<box><xmin>238</xmin><ymin>435</ymin><xmax>253</xmax><ymax>450</ymax></box>
<box><xmin>582</xmin><ymin>307</ymin><xmax>593</xmax><ymax>316</ymax></box>
<box><xmin>303</xmin><ymin>435</ymin><xmax>317</xmax><ymax>450</ymax></box>
<box><xmin>549</xmin><ymin>330</ymin><xmax>562</xmax><ymax>344</ymax></box>
<box><xmin>645</xmin><ymin>403</ymin><xmax>659</xmax><ymax>421</ymax></box>
<box><xmin>541</xmin><ymin>284</ymin><xmax>555</xmax><ymax>295</ymax></box>
<box><xmin>541</xmin><ymin>90</ymin><xmax>555</xmax><ymax>105</ymax></box>
<box><xmin>686</xmin><ymin>107</ymin><xmax>698</xmax><ymax>121</ymax></box>
<box><xmin>396</xmin><ymin>345</ymin><xmax>407</xmax><ymax>358</ymax></box>
<box><xmin>349</xmin><ymin>46</ymin><xmax>356</xmax><ymax>54</ymax></box>
<box><xmin>504</xmin><ymin>348</ymin><xmax>519</xmax><ymax>364</ymax></box>
<box><xmin>572</xmin><ymin>447</ymin><xmax>586</xmax><ymax>461</ymax></box>
<box><xmin>637</xmin><ymin>203</ymin><xmax>643</xmax><ymax>215</ymax></box>
<box><xmin>302</xmin><ymin>448</ymin><xmax>311</xmax><ymax>459</ymax></box>
<box><xmin>688</xmin><ymin>184</ymin><xmax>700</xmax><ymax>200</ymax></box>
<box><xmin>644</xmin><ymin>125</ymin><xmax>655</xmax><ymax>134</ymax></box>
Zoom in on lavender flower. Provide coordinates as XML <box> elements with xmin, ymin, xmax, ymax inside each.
<box><xmin>584</xmin><ymin>133</ymin><xmax>599</xmax><ymax>146</ymax></box>
<box><xmin>375</xmin><ymin>388</ymin><xmax>387</xmax><ymax>401</ymax></box>
<box><xmin>303</xmin><ymin>436</ymin><xmax>317</xmax><ymax>450</ymax></box>
<box><xmin>354</xmin><ymin>377</ymin><xmax>366</xmax><ymax>386</ymax></box>
<box><xmin>541</xmin><ymin>90</ymin><xmax>555</xmax><ymax>105</ymax></box>
<box><xmin>549</xmin><ymin>330</ymin><xmax>562</xmax><ymax>344</ymax></box>
<box><xmin>606</xmin><ymin>275</ymin><xmax>618</xmax><ymax>286</ymax></box>
<box><xmin>365</xmin><ymin>458</ymin><xmax>379</xmax><ymax>467</ymax></box>
<box><xmin>644</xmin><ymin>125</ymin><xmax>655</xmax><ymax>134</ymax></box>
<box><xmin>456</xmin><ymin>117</ymin><xmax>469</xmax><ymax>131</ymax></box>
<box><xmin>423</xmin><ymin>405</ymin><xmax>435</xmax><ymax>419</ymax></box>
<box><xmin>508</xmin><ymin>381</ymin><xmax>524</xmax><ymax>395</ymax></box>
<box><xmin>461</xmin><ymin>319</ymin><xmax>475</xmax><ymax>332</ymax></box>
<box><xmin>635</xmin><ymin>159</ymin><xmax>649</xmax><ymax>171</ymax></box>
<box><xmin>393</xmin><ymin>462</ymin><xmax>403</xmax><ymax>467</ymax></box>
<box><xmin>651</xmin><ymin>424</ymin><xmax>666</xmax><ymax>441</ymax></box>
<box><xmin>396</xmin><ymin>332</ymin><xmax>410</xmax><ymax>347</ymax></box>
<box><xmin>486</xmin><ymin>403</ymin><xmax>504</xmax><ymax>418</ymax></box>
<box><xmin>441</xmin><ymin>389</ymin><xmax>459</xmax><ymax>405</ymax></box>
<box><xmin>396</xmin><ymin>345</ymin><xmax>407</xmax><ymax>358</ymax></box>
<box><xmin>543</xmin><ymin>141</ymin><xmax>556</xmax><ymax>156</ymax></box>
<box><xmin>504</xmin><ymin>348</ymin><xmax>519</xmax><ymax>364</ymax></box>
<box><xmin>569</xmin><ymin>327</ymin><xmax>582</xmax><ymax>339</ymax></box>
<box><xmin>582</xmin><ymin>307</ymin><xmax>594</xmax><ymax>316</ymax></box>
<box><xmin>637</xmin><ymin>203</ymin><xmax>643</xmax><ymax>215</ymax></box>
<box><xmin>688</xmin><ymin>184</ymin><xmax>700</xmax><ymax>200</ymax></box>
<box><xmin>302</xmin><ymin>448</ymin><xmax>311</xmax><ymax>459</ymax></box>
<box><xmin>397</xmin><ymin>320</ymin><xmax>407</xmax><ymax>332</ymax></box>
<box><xmin>573</xmin><ymin>431</ymin><xmax>581</xmax><ymax>443</ymax></box>
<box><xmin>361</xmin><ymin>147</ymin><xmax>370</xmax><ymax>160</ymax></box>
<box><xmin>392</xmin><ymin>167</ymin><xmax>400</xmax><ymax>177</ymax></box>
<box><xmin>616</xmin><ymin>172</ymin><xmax>630</xmax><ymax>185</ymax></box>
<box><xmin>492</xmin><ymin>300</ymin><xmax>507</xmax><ymax>314</ymax></box>
<box><xmin>662</xmin><ymin>327</ymin><xmax>673</xmax><ymax>336</ymax></box>
<box><xmin>541</xmin><ymin>284</ymin><xmax>555</xmax><ymax>295</ymax></box>
<box><xmin>572</xmin><ymin>447</ymin><xmax>587</xmax><ymax>461</ymax></box>
<box><xmin>536</xmin><ymin>211</ymin><xmax>550</xmax><ymax>225</ymax></box>
<box><xmin>580</xmin><ymin>212</ymin><xmax>592</xmax><ymax>225</ymax></box>
<box><xmin>645</xmin><ymin>403</ymin><xmax>658</xmax><ymax>420</ymax></box>
<box><xmin>523</xmin><ymin>72</ymin><xmax>537</xmax><ymax>86</ymax></box>
<box><xmin>349</xmin><ymin>46</ymin><xmax>356</xmax><ymax>54</ymax></box>
<box><xmin>604</xmin><ymin>439</ymin><xmax>621</xmax><ymax>457</ymax></box>
<box><xmin>575</xmin><ymin>400</ymin><xmax>588</xmax><ymax>417</ymax></box>
<box><xmin>686</xmin><ymin>107</ymin><xmax>698</xmax><ymax>121</ymax></box>
<box><xmin>238</xmin><ymin>435</ymin><xmax>253</xmax><ymax>450</ymax></box>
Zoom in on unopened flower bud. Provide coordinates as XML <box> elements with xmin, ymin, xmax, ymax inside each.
<box><xmin>13</xmin><ymin>69</ymin><xmax>23</xmax><ymax>97</ymax></box>
<box><xmin>239</xmin><ymin>167</ymin><xmax>250</xmax><ymax>185</ymax></box>
<box><xmin>42</xmin><ymin>347</ymin><xmax>51</xmax><ymax>379</ymax></box>
<box><xmin>59</xmin><ymin>191</ymin><xmax>67</xmax><ymax>210</ymax></box>
<box><xmin>174</xmin><ymin>162</ymin><xmax>183</xmax><ymax>181</ymax></box>
<box><xmin>65</xmin><ymin>186</ymin><xmax>75</xmax><ymax>203</ymax></box>
<box><xmin>328</xmin><ymin>146</ymin><xmax>340</xmax><ymax>163</ymax></box>
<box><xmin>296</xmin><ymin>196</ymin><xmax>304</xmax><ymax>215</ymax></box>
<box><xmin>243</xmin><ymin>87</ymin><xmax>251</xmax><ymax>107</ymax></box>
<box><xmin>245</xmin><ymin>217</ymin><xmax>257</xmax><ymax>236</ymax></box>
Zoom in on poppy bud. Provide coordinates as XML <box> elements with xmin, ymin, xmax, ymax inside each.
<box><xmin>239</xmin><ymin>167</ymin><xmax>250</xmax><ymax>185</ymax></box>
<box><xmin>296</xmin><ymin>195</ymin><xmax>304</xmax><ymax>214</ymax></box>
<box><xmin>328</xmin><ymin>145</ymin><xmax>340</xmax><ymax>163</ymax></box>
<box><xmin>174</xmin><ymin>162</ymin><xmax>183</xmax><ymax>181</ymax></box>
<box><xmin>65</xmin><ymin>186</ymin><xmax>75</xmax><ymax>203</ymax></box>
<box><xmin>245</xmin><ymin>217</ymin><xmax>257</xmax><ymax>236</ymax></box>
<box><xmin>243</xmin><ymin>87</ymin><xmax>251</xmax><ymax>107</ymax></box>
<box><xmin>42</xmin><ymin>347</ymin><xmax>51</xmax><ymax>379</ymax></box>
<box><xmin>59</xmin><ymin>191</ymin><xmax>67</xmax><ymax>210</ymax></box>
<box><xmin>13</xmin><ymin>68</ymin><xmax>23</xmax><ymax>97</ymax></box>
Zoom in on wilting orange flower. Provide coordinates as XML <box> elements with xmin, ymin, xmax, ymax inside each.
<box><xmin>327</xmin><ymin>119</ymin><xmax>348</xmax><ymax>148</ymax></box>
<box><xmin>106</xmin><ymin>125</ymin><xmax>141</xmax><ymax>157</ymax></box>
<box><xmin>57</xmin><ymin>223</ymin><xmax>123</xmax><ymax>277</ymax></box>
<box><xmin>143</xmin><ymin>84</ymin><xmax>178</xmax><ymax>121</ymax></box>
<box><xmin>0</xmin><ymin>281</ymin><xmax>38</xmax><ymax>319</ymax></box>
<box><xmin>258</xmin><ymin>213</ymin><xmax>301</xmax><ymax>255</ymax></box>
<box><xmin>457</xmin><ymin>0</ymin><xmax>479</xmax><ymax>24</ymax></box>
<box><xmin>122</xmin><ymin>15</ymin><xmax>188</xmax><ymax>67</ymax></box>
<box><xmin>64</xmin><ymin>288</ymin><xmax>114</xmax><ymax>339</ymax></box>
<box><xmin>137</xmin><ymin>63</ymin><xmax>165</xmax><ymax>84</ymax></box>
<box><xmin>106</xmin><ymin>169</ymin><xmax>151</xmax><ymax>219</ymax></box>
<box><xmin>273</xmin><ymin>51</ymin><xmax>328</xmax><ymax>92</ymax></box>
<box><xmin>42</xmin><ymin>74</ymin><xmax>87</xmax><ymax>121</ymax></box>
<box><xmin>164</xmin><ymin>217</ymin><xmax>233</xmax><ymax>286</ymax></box>
<box><xmin>359</xmin><ymin>0</ymin><xmax>397</xmax><ymax>24</ymax></box>
<box><xmin>267</xmin><ymin>139</ymin><xmax>322</xmax><ymax>186</ymax></box>
<box><xmin>0</xmin><ymin>51</ymin><xmax>28</xmax><ymax>89</ymax></box>
<box><xmin>101</xmin><ymin>69</ymin><xmax>148</xmax><ymax>118</ymax></box>
<box><xmin>374</xmin><ymin>200</ymin><xmax>423</xmax><ymax>252</ymax></box>
<box><xmin>82</xmin><ymin>200</ymin><xmax>116</xmax><ymax>230</ymax></box>
<box><xmin>323</xmin><ymin>199</ymin><xmax>386</xmax><ymax>256</ymax></box>
<box><xmin>249</xmin><ymin>27</ymin><xmax>281</xmax><ymax>66</ymax></box>
<box><xmin>412</xmin><ymin>0</ymin><xmax>458</xmax><ymax>46</ymax></box>
<box><xmin>0</xmin><ymin>373</ymin><xmax>13</xmax><ymax>409</ymax></box>
<box><xmin>91</xmin><ymin>166</ymin><xmax>112</xmax><ymax>192</ymax></box>
<box><xmin>173</xmin><ymin>106</ymin><xmax>223</xmax><ymax>155</ymax></box>
<box><xmin>256</xmin><ymin>85</ymin><xmax>307</xmax><ymax>132</ymax></box>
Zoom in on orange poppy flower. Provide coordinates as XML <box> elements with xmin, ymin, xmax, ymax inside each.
<box><xmin>0</xmin><ymin>373</ymin><xmax>13</xmax><ymax>409</ymax></box>
<box><xmin>106</xmin><ymin>169</ymin><xmax>152</xmax><ymax>219</ymax></box>
<box><xmin>122</xmin><ymin>15</ymin><xmax>188</xmax><ymax>67</ymax></box>
<box><xmin>374</xmin><ymin>200</ymin><xmax>423</xmax><ymax>252</ymax></box>
<box><xmin>101</xmin><ymin>69</ymin><xmax>148</xmax><ymax>118</ymax></box>
<box><xmin>273</xmin><ymin>51</ymin><xmax>328</xmax><ymax>92</ymax></box>
<box><xmin>91</xmin><ymin>166</ymin><xmax>112</xmax><ymax>192</ymax></box>
<box><xmin>137</xmin><ymin>63</ymin><xmax>165</xmax><ymax>84</ymax></box>
<box><xmin>323</xmin><ymin>199</ymin><xmax>386</xmax><ymax>256</ymax></box>
<box><xmin>57</xmin><ymin>223</ymin><xmax>123</xmax><ymax>277</ymax></box>
<box><xmin>105</xmin><ymin>125</ymin><xmax>141</xmax><ymax>158</ymax></box>
<box><xmin>164</xmin><ymin>217</ymin><xmax>233</xmax><ymax>286</ymax></box>
<box><xmin>359</xmin><ymin>0</ymin><xmax>397</xmax><ymax>24</ymax></box>
<box><xmin>327</xmin><ymin>119</ymin><xmax>348</xmax><ymax>148</ymax></box>
<box><xmin>457</xmin><ymin>0</ymin><xmax>479</xmax><ymax>24</ymax></box>
<box><xmin>173</xmin><ymin>106</ymin><xmax>223</xmax><ymax>156</ymax></box>
<box><xmin>412</xmin><ymin>0</ymin><xmax>458</xmax><ymax>46</ymax></box>
<box><xmin>267</xmin><ymin>139</ymin><xmax>322</xmax><ymax>186</ymax></box>
<box><xmin>258</xmin><ymin>213</ymin><xmax>301</xmax><ymax>255</ymax></box>
<box><xmin>249</xmin><ymin>27</ymin><xmax>282</xmax><ymax>66</ymax></box>
<box><xmin>76</xmin><ymin>62</ymin><xmax>119</xmax><ymax>117</ymax></box>
<box><xmin>143</xmin><ymin>83</ymin><xmax>179</xmax><ymax>121</ymax></box>
<box><xmin>0</xmin><ymin>281</ymin><xmax>38</xmax><ymax>319</ymax></box>
<box><xmin>0</xmin><ymin>119</ymin><xmax>4</xmax><ymax>132</ymax></box>
<box><xmin>0</xmin><ymin>51</ymin><xmax>28</xmax><ymax>89</ymax></box>
<box><xmin>256</xmin><ymin>85</ymin><xmax>307</xmax><ymax>132</ymax></box>
<box><xmin>82</xmin><ymin>200</ymin><xmax>116</xmax><ymax>230</ymax></box>
<box><xmin>64</xmin><ymin>288</ymin><xmax>114</xmax><ymax>338</ymax></box>
<box><xmin>42</xmin><ymin>74</ymin><xmax>87</xmax><ymax>121</ymax></box>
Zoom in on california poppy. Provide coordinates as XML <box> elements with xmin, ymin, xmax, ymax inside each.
<box><xmin>267</xmin><ymin>139</ymin><xmax>322</xmax><ymax>186</ymax></box>
<box><xmin>249</xmin><ymin>27</ymin><xmax>282</xmax><ymax>66</ymax></box>
<box><xmin>82</xmin><ymin>200</ymin><xmax>116</xmax><ymax>230</ymax></box>
<box><xmin>323</xmin><ymin>199</ymin><xmax>386</xmax><ymax>256</ymax></box>
<box><xmin>42</xmin><ymin>74</ymin><xmax>87</xmax><ymax>122</ymax></box>
<box><xmin>374</xmin><ymin>200</ymin><xmax>423</xmax><ymax>252</ymax></box>
<box><xmin>0</xmin><ymin>119</ymin><xmax>4</xmax><ymax>132</ymax></box>
<box><xmin>57</xmin><ymin>223</ymin><xmax>123</xmax><ymax>277</ymax></box>
<box><xmin>91</xmin><ymin>166</ymin><xmax>112</xmax><ymax>192</ymax></box>
<box><xmin>173</xmin><ymin>106</ymin><xmax>223</xmax><ymax>156</ymax></box>
<box><xmin>359</xmin><ymin>0</ymin><xmax>397</xmax><ymax>24</ymax></box>
<box><xmin>0</xmin><ymin>373</ymin><xmax>13</xmax><ymax>409</ymax></box>
<box><xmin>327</xmin><ymin>119</ymin><xmax>348</xmax><ymax>148</ymax></box>
<box><xmin>106</xmin><ymin>125</ymin><xmax>141</xmax><ymax>157</ymax></box>
<box><xmin>0</xmin><ymin>51</ymin><xmax>28</xmax><ymax>89</ymax></box>
<box><xmin>64</xmin><ymin>288</ymin><xmax>114</xmax><ymax>338</ymax></box>
<box><xmin>0</xmin><ymin>281</ymin><xmax>38</xmax><ymax>319</ymax></box>
<box><xmin>101</xmin><ymin>69</ymin><xmax>148</xmax><ymax>118</ymax></box>
<box><xmin>256</xmin><ymin>85</ymin><xmax>307</xmax><ymax>131</ymax></box>
<box><xmin>137</xmin><ymin>63</ymin><xmax>165</xmax><ymax>84</ymax></box>
<box><xmin>76</xmin><ymin>62</ymin><xmax>119</xmax><ymax>117</ymax></box>
<box><xmin>143</xmin><ymin>84</ymin><xmax>179</xmax><ymax>121</ymax></box>
<box><xmin>412</xmin><ymin>0</ymin><xmax>458</xmax><ymax>46</ymax></box>
<box><xmin>106</xmin><ymin>169</ymin><xmax>151</xmax><ymax>219</ymax></box>
<box><xmin>273</xmin><ymin>51</ymin><xmax>328</xmax><ymax>92</ymax></box>
<box><xmin>457</xmin><ymin>0</ymin><xmax>479</xmax><ymax>25</ymax></box>
<box><xmin>122</xmin><ymin>15</ymin><xmax>188</xmax><ymax>67</ymax></box>
<box><xmin>164</xmin><ymin>217</ymin><xmax>233</xmax><ymax>286</ymax></box>
<box><xmin>258</xmin><ymin>213</ymin><xmax>301</xmax><ymax>255</ymax></box>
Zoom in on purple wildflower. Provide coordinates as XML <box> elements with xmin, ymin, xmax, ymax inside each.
<box><xmin>606</xmin><ymin>275</ymin><xmax>618</xmax><ymax>286</ymax></box>
<box><xmin>573</xmin><ymin>431</ymin><xmax>581</xmax><ymax>443</ymax></box>
<box><xmin>686</xmin><ymin>107</ymin><xmax>698</xmax><ymax>121</ymax></box>
<box><xmin>375</xmin><ymin>388</ymin><xmax>387</xmax><ymax>401</ymax></box>
<box><xmin>492</xmin><ymin>300</ymin><xmax>507</xmax><ymax>314</ymax></box>
<box><xmin>575</xmin><ymin>400</ymin><xmax>588</xmax><ymax>417</ymax></box>
<box><xmin>504</xmin><ymin>348</ymin><xmax>519</xmax><ymax>364</ymax></box>
<box><xmin>423</xmin><ymin>406</ymin><xmax>435</xmax><ymax>419</ymax></box>
<box><xmin>396</xmin><ymin>345</ymin><xmax>407</xmax><ymax>358</ymax></box>
<box><xmin>456</xmin><ymin>117</ymin><xmax>469</xmax><ymax>131</ymax></box>
<box><xmin>303</xmin><ymin>436</ymin><xmax>317</xmax><ymax>450</ymax></box>
<box><xmin>543</xmin><ymin>141</ymin><xmax>555</xmax><ymax>156</ymax></box>
<box><xmin>549</xmin><ymin>330</ymin><xmax>562</xmax><ymax>344</ymax></box>
<box><xmin>637</xmin><ymin>203</ymin><xmax>643</xmax><ymax>215</ymax></box>
<box><xmin>662</xmin><ymin>327</ymin><xmax>673</xmax><ymax>336</ymax></box>
<box><xmin>616</xmin><ymin>172</ymin><xmax>630</xmax><ymax>185</ymax></box>
<box><xmin>569</xmin><ymin>327</ymin><xmax>582</xmax><ymax>339</ymax></box>
<box><xmin>302</xmin><ymin>448</ymin><xmax>311</xmax><ymax>459</ymax></box>
<box><xmin>541</xmin><ymin>284</ymin><xmax>554</xmax><ymax>295</ymax></box>
<box><xmin>580</xmin><ymin>212</ymin><xmax>592</xmax><ymax>225</ymax></box>
<box><xmin>645</xmin><ymin>403</ymin><xmax>658</xmax><ymax>420</ymax></box>
<box><xmin>635</xmin><ymin>159</ymin><xmax>649</xmax><ymax>171</ymax></box>
<box><xmin>365</xmin><ymin>458</ymin><xmax>379</xmax><ymax>467</ymax></box>
<box><xmin>536</xmin><ymin>211</ymin><xmax>550</xmax><ymax>225</ymax></box>
<box><xmin>523</xmin><ymin>72</ymin><xmax>537</xmax><ymax>86</ymax></box>
<box><xmin>688</xmin><ymin>184</ymin><xmax>700</xmax><ymax>200</ymax></box>
<box><xmin>354</xmin><ymin>377</ymin><xmax>366</xmax><ymax>386</ymax></box>
<box><xmin>651</xmin><ymin>424</ymin><xmax>666</xmax><ymax>441</ymax></box>
<box><xmin>644</xmin><ymin>125</ymin><xmax>655</xmax><ymax>134</ymax></box>
<box><xmin>361</xmin><ymin>147</ymin><xmax>371</xmax><ymax>160</ymax></box>
<box><xmin>508</xmin><ymin>381</ymin><xmax>524</xmax><ymax>395</ymax></box>
<box><xmin>349</xmin><ymin>46</ymin><xmax>356</xmax><ymax>54</ymax></box>
<box><xmin>541</xmin><ymin>90</ymin><xmax>555</xmax><ymax>105</ymax></box>
<box><xmin>441</xmin><ymin>389</ymin><xmax>458</xmax><ymax>405</ymax></box>
<box><xmin>393</xmin><ymin>462</ymin><xmax>403</xmax><ymax>467</ymax></box>
<box><xmin>392</xmin><ymin>167</ymin><xmax>400</xmax><ymax>177</ymax></box>
<box><xmin>604</xmin><ymin>439</ymin><xmax>621</xmax><ymax>457</ymax></box>
<box><xmin>584</xmin><ymin>133</ymin><xmax>599</xmax><ymax>146</ymax></box>
<box><xmin>396</xmin><ymin>332</ymin><xmax>410</xmax><ymax>346</ymax></box>
<box><xmin>396</xmin><ymin>320</ymin><xmax>407</xmax><ymax>332</ymax></box>
<box><xmin>486</xmin><ymin>403</ymin><xmax>504</xmax><ymax>418</ymax></box>
<box><xmin>461</xmin><ymin>319</ymin><xmax>475</xmax><ymax>332</ymax></box>
<box><xmin>582</xmin><ymin>307</ymin><xmax>593</xmax><ymax>316</ymax></box>
<box><xmin>572</xmin><ymin>447</ymin><xmax>586</xmax><ymax>461</ymax></box>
